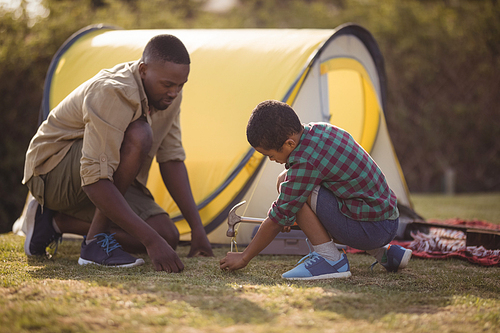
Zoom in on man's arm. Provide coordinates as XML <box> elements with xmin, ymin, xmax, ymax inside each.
<box><xmin>83</xmin><ymin>179</ymin><xmax>185</xmax><ymax>272</ymax></box>
<box><xmin>159</xmin><ymin>160</ymin><xmax>214</xmax><ymax>257</ymax></box>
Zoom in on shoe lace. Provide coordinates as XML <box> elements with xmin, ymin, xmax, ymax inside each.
<box><xmin>94</xmin><ymin>233</ymin><xmax>122</xmax><ymax>255</ymax></box>
<box><xmin>294</xmin><ymin>238</ymin><xmax>321</xmax><ymax>267</ymax></box>
<box><xmin>45</xmin><ymin>235</ymin><xmax>62</xmax><ymax>259</ymax></box>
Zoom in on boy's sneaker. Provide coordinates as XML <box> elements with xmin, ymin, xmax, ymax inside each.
<box><xmin>78</xmin><ymin>233</ymin><xmax>145</xmax><ymax>267</ymax></box>
<box><xmin>282</xmin><ymin>252</ymin><xmax>351</xmax><ymax>280</ymax></box>
<box><xmin>372</xmin><ymin>244</ymin><xmax>412</xmax><ymax>272</ymax></box>
<box><xmin>24</xmin><ymin>199</ymin><xmax>62</xmax><ymax>257</ymax></box>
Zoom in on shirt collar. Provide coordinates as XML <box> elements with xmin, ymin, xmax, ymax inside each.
<box><xmin>285</xmin><ymin>124</ymin><xmax>309</xmax><ymax>169</ymax></box>
<box><xmin>130</xmin><ymin>59</ymin><xmax>157</xmax><ymax>124</ymax></box>
<box><xmin>130</xmin><ymin>59</ymin><xmax>151</xmax><ymax>110</ymax></box>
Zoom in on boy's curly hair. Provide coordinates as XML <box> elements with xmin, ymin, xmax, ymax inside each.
<box><xmin>246</xmin><ymin>100</ymin><xmax>303</xmax><ymax>151</ymax></box>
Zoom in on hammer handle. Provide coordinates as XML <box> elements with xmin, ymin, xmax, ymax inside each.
<box><xmin>238</xmin><ymin>217</ymin><xmax>265</xmax><ymax>223</ymax></box>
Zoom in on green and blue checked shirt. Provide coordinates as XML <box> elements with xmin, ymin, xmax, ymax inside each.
<box><xmin>268</xmin><ymin>123</ymin><xmax>399</xmax><ymax>226</ymax></box>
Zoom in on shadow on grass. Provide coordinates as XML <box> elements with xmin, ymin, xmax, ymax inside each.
<box><xmin>25</xmin><ymin>258</ymin><xmax>280</xmax><ymax>325</ymax></box>
<box><xmin>22</xmin><ymin>242</ymin><xmax>500</xmax><ymax>325</ymax></box>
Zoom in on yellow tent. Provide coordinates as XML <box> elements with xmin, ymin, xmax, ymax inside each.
<box><xmin>39</xmin><ymin>24</ymin><xmax>416</xmax><ymax>244</ymax></box>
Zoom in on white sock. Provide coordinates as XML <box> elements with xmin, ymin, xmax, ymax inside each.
<box><xmin>52</xmin><ymin>219</ymin><xmax>62</xmax><ymax>234</ymax></box>
<box><xmin>313</xmin><ymin>240</ymin><xmax>342</xmax><ymax>261</ymax></box>
<box><xmin>366</xmin><ymin>245</ymin><xmax>389</xmax><ymax>263</ymax></box>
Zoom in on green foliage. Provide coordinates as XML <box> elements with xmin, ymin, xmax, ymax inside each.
<box><xmin>369</xmin><ymin>0</ymin><xmax>500</xmax><ymax>193</ymax></box>
<box><xmin>1</xmin><ymin>0</ymin><xmax>499</xmax><ymax>232</ymax></box>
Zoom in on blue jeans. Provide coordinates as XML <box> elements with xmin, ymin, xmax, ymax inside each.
<box><xmin>311</xmin><ymin>186</ymin><xmax>398</xmax><ymax>250</ymax></box>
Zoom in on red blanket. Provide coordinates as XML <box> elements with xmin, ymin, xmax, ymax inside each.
<box><xmin>345</xmin><ymin>219</ymin><xmax>500</xmax><ymax>267</ymax></box>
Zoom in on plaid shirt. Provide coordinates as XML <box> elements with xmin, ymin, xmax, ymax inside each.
<box><xmin>268</xmin><ymin>123</ymin><xmax>399</xmax><ymax>226</ymax></box>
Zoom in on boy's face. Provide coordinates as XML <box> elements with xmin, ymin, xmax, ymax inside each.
<box><xmin>255</xmin><ymin>144</ymin><xmax>294</xmax><ymax>164</ymax></box>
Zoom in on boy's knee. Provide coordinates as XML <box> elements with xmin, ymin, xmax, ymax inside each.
<box><xmin>123</xmin><ymin>118</ymin><xmax>153</xmax><ymax>156</ymax></box>
<box><xmin>276</xmin><ymin>170</ymin><xmax>287</xmax><ymax>193</ymax></box>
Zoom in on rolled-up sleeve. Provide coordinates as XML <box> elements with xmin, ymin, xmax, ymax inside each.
<box><xmin>80</xmin><ymin>81</ymin><xmax>139</xmax><ymax>186</ymax></box>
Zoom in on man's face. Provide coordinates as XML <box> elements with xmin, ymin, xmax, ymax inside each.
<box><xmin>139</xmin><ymin>60</ymin><xmax>190</xmax><ymax>110</ymax></box>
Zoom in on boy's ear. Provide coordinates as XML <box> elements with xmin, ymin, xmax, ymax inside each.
<box><xmin>283</xmin><ymin>138</ymin><xmax>297</xmax><ymax>150</ymax></box>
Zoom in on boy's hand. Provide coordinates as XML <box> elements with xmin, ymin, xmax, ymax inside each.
<box><xmin>220</xmin><ymin>217</ymin><xmax>281</xmax><ymax>272</ymax></box>
<box><xmin>220</xmin><ymin>252</ymin><xmax>249</xmax><ymax>271</ymax></box>
<box><xmin>281</xmin><ymin>225</ymin><xmax>291</xmax><ymax>233</ymax></box>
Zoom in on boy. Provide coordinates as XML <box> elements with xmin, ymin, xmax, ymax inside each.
<box><xmin>220</xmin><ymin>100</ymin><xmax>411</xmax><ymax>279</ymax></box>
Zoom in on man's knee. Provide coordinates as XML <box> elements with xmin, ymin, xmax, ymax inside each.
<box><xmin>147</xmin><ymin>214</ymin><xmax>180</xmax><ymax>249</ymax></box>
<box><xmin>122</xmin><ymin>118</ymin><xmax>153</xmax><ymax>156</ymax></box>
<box><xmin>167</xmin><ymin>226</ymin><xmax>180</xmax><ymax>250</ymax></box>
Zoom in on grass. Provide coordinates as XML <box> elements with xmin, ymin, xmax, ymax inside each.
<box><xmin>411</xmin><ymin>192</ymin><xmax>500</xmax><ymax>224</ymax></box>
<box><xmin>1</xmin><ymin>193</ymin><xmax>499</xmax><ymax>333</ymax></box>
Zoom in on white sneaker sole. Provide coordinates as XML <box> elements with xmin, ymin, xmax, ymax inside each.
<box><xmin>23</xmin><ymin>199</ymin><xmax>39</xmax><ymax>256</ymax></box>
<box><xmin>282</xmin><ymin>271</ymin><xmax>351</xmax><ymax>280</ymax></box>
<box><xmin>78</xmin><ymin>257</ymin><xmax>145</xmax><ymax>268</ymax></box>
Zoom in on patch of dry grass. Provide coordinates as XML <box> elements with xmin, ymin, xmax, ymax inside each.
<box><xmin>1</xmin><ymin>193</ymin><xmax>500</xmax><ymax>332</ymax></box>
<box><xmin>1</xmin><ymin>233</ymin><xmax>499</xmax><ymax>333</ymax></box>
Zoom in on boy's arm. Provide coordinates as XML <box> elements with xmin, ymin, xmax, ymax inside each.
<box><xmin>159</xmin><ymin>160</ymin><xmax>214</xmax><ymax>257</ymax></box>
<box><xmin>220</xmin><ymin>217</ymin><xmax>282</xmax><ymax>271</ymax></box>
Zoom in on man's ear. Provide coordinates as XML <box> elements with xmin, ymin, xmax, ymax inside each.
<box><xmin>139</xmin><ymin>62</ymin><xmax>147</xmax><ymax>78</ymax></box>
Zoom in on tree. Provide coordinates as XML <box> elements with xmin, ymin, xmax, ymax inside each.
<box><xmin>1</xmin><ymin>0</ymin><xmax>499</xmax><ymax>232</ymax></box>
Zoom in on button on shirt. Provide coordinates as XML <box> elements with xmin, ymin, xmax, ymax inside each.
<box><xmin>268</xmin><ymin>123</ymin><xmax>399</xmax><ymax>226</ymax></box>
<box><xmin>23</xmin><ymin>60</ymin><xmax>186</xmax><ymax>188</ymax></box>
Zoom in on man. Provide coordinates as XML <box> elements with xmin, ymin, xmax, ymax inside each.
<box><xmin>21</xmin><ymin>34</ymin><xmax>213</xmax><ymax>272</ymax></box>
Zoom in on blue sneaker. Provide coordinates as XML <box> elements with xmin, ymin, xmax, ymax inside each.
<box><xmin>24</xmin><ymin>199</ymin><xmax>62</xmax><ymax>257</ymax></box>
<box><xmin>372</xmin><ymin>244</ymin><xmax>412</xmax><ymax>272</ymax></box>
<box><xmin>282</xmin><ymin>252</ymin><xmax>351</xmax><ymax>280</ymax></box>
<box><xmin>78</xmin><ymin>233</ymin><xmax>145</xmax><ymax>267</ymax></box>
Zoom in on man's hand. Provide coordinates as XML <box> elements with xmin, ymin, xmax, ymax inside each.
<box><xmin>83</xmin><ymin>179</ymin><xmax>184</xmax><ymax>272</ymax></box>
<box><xmin>220</xmin><ymin>252</ymin><xmax>248</xmax><ymax>271</ymax></box>
<box><xmin>187</xmin><ymin>229</ymin><xmax>214</xmax><ymax>257</ymax></box>
<box><xmin>146</xmin><ymin>237</ymin><xmax>185</xmax><ymax>272</ymax></box>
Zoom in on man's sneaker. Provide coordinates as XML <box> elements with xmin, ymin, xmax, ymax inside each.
<box><xmin>24</xmin><ymin>199</ymin><xmax>62</xmax><ymax>257</ymax></box>
<box><xmin>282</xmin><ymin>252</ymin><xmax>351</xmax><ymax>280</ymax></box>
<box><xmin>13</xmin><ymin>195</ymin><xmax>35</xmax><ymax>237</ymax></box>
<box><xmin>372</xmin><ymin>244</ymin><xmax>412</xmax><ymax>272</ymax></box>
<box><xmin>78</xmin><ymin>233</ymin><xmax>145</xmax><ymax>267</ymax></box>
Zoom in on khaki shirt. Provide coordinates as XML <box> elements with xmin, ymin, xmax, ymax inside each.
<box><xmin>23</xmin><ymin>60</ymin><xmax>186</xmax><ymax>188</ymax></box>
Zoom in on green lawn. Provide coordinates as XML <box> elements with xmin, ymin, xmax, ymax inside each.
<box><xmin>411</xmin><ymin>192</ymin><xmax>500</xmax><ymax>224</ymax></box>
<box><xmin>1</xmin><ymin>193</ymin><xmax>499</xmax><ymax>333</ymax></box>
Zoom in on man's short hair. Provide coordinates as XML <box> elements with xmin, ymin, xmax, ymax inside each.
<box><xmin>246</xmin><ymin>100</ymin><xmax>302</xmax><ymax>151</ymax></box>
<box><xmin>143</xmin><ymin>34</ymin><xmax>190</xmax><ymax>65</ymax></box>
